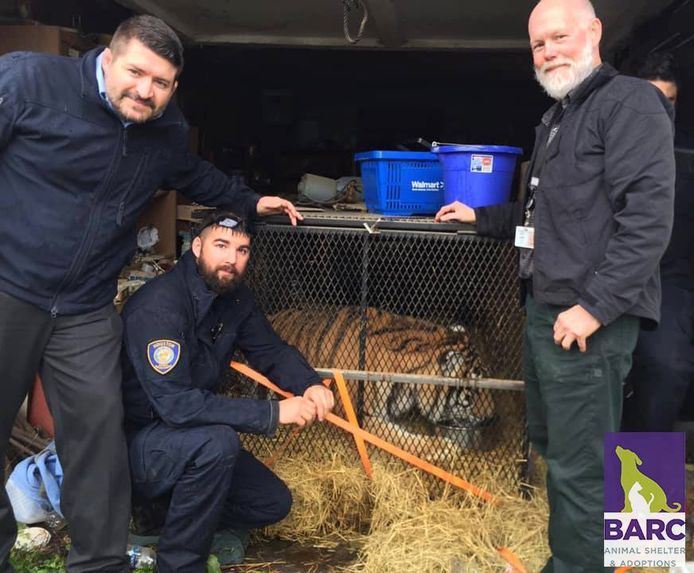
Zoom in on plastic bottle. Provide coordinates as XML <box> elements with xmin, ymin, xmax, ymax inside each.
<box><xmin>126</xmin><ymin>544</ymin><xmax>156</xmax><ymax>568</ymax></box>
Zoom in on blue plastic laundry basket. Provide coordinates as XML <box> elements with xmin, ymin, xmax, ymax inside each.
<box><xmin>355</xmin><ymin>151</ymin><xmax>444</xmax><ymax>216</ymax></box>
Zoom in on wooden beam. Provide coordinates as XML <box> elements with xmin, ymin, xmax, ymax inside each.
<box><xmin>191</xmin><ymin>33</ymin><xmax>530</xmax><ymax>51</ymax></box>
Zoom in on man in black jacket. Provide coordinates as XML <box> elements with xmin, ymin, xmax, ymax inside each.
<box><xmin>622</xmin><ymin>53</ymin><xmax>694</xmax><ymax>432</ymax></box>
<box><xmin>436</xmin><ymin>0</ymin><xmax>675</xmax><ymax>570</ymax></box>
<box><xmin>121</xmin><ymin>210</ymin><xmax>334</xmax><ymax>572</ymax></box>
<box><xmin>0</xmin><ymin>15</ymin><xmax>302</xmax><ymax>573</ymax></box>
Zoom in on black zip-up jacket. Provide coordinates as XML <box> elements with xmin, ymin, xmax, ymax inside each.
<box><xmin>0</xmin><ymin>48</ymin><xmax>260</xmax><ymax>316</ymax></box>
<box><xmin>664</xmin><ymin>137</ymin><xmax>694</xmax><ymax>291</ymax></box>
<box><xmin>475</xmin><ymin>64</ymin><xmax>675</xmax><ymax>327</ymax></box>
<box><xmin>121</xmin><ymin>250</ymin><xmax>323</xmax><ymax>438</ymax></box>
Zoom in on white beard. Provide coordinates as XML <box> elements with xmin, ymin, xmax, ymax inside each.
<box><xmin>534</xmin><ymin>40</ymin><xmax>597</xmax><ymax>100</ymax></box>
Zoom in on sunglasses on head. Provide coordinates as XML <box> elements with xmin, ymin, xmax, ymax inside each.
<box><xmin>198</xmin><ymin>213</ymin><xmax>244</xmax><ymax>235</ymax></box>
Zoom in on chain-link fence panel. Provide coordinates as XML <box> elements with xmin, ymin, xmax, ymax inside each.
<box><xmin>234</xmin><ymin>213</ymin><xmax>527</xmax><ymax>488</ymax></box>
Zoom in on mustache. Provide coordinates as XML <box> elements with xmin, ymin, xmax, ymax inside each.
<box><xmin>121</xmin><ymin>91</ymin><xmax>155</xmax><ymax>110</ymax></box>
<box><xmin>539</xmin><ymin>58</ymin><xmax>574</xmax><ymax>75</ymax></box>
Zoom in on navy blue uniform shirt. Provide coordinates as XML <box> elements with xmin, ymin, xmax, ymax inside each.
<box><xmin>121</xmin><ymin>251</ymin><xmax>322</xmax><ymax>438</ymax></box>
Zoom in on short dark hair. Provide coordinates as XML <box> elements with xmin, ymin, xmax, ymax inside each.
<box><xmin>111</xmin><ymin>15</ymin><xmax>184</xmax><ymax>74</ymax></box>
<box><xmin>634</xmin><ymin>51</ymin><xmax>678</xmax><ymax>86</ymax></box>
<box><xmin>194</xmin><ymin>210</ymin><xmax>252</xmax><ymax>239</ymax></box>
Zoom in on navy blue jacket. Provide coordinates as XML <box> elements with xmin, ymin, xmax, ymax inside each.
<box><xmin>475</xmin><ymin>64</ymin><xmax>675</xmax><ymax>326</ymax></box>
<box><xmin>121</xmin><ymin>251</ymin><xmax>322</xmax><ymax>438</ymax></box>
<box><xmin>0</xmin><ymin>48</ymin><xmax>260</xmax><ymax>316</ymax></box>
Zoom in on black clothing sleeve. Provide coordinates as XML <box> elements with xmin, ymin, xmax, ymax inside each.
<box><xmin>577</xmin><ymin>91</ymin><xmax>675</xmax><ymax>325</ymax></box>
<box><xmin>237</xmin><ymin>298</ymin><xmax>324</xmax><ymax>397</ymax></box>
<box><xmin>474</xmin><ymin>202</ymin><xmax>523</xmax><ymax>240</ymax></box>
<box><xmin>165</xmin><ymin>151</ymin><xmax>261</xmax><ymax>220</ymax></box>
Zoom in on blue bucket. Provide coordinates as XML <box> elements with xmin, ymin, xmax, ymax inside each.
<box><xmin>432</xmin><ymin>145</ymin><xmax>523</xmax><ymax>208</ymax></box>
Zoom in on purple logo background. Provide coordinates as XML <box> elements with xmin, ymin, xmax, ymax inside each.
<box><xmin>604</xmin><ymin>432</ymin><xmax>685</xmax><ymax>513</ymax></box>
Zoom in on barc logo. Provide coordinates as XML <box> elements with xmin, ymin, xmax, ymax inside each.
<box><xmin>604</xmin><ymin>433</ymin><xmax>685</xmax><ymax>568</ymax></box>
<box><xmin>615</xmin><ymin>446</ymin><xmax>681</xmax><ymax>514</ymax></box>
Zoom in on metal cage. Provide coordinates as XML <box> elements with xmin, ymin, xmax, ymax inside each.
<box><xmin>231</xmin><ymin>212</ymin><xmax>528</xmax><ymax>487</ymax></box>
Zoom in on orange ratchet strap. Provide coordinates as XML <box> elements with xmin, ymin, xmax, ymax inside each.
<box><xmin>229</xmin><ymin>362</ymin><xmax>536</xmax><ymax>571</ymax></box>
<box><xmin>230</xmin><ymin>361</ymin><xmax>495</xmax><ymax>503</ymax></box>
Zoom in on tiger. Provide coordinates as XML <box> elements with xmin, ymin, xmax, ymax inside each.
<box><xmin>269</xmin><ymin>306</ymin><xmax>496</xmax><ymax>458</ymax></box>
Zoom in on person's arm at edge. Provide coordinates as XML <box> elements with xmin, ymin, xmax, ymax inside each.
<box><xmin>164</xmin><ymin>145</ymin><xmax>303</xmax><ymax>226</ymax></box>
<box><xmin>435</xmin><ymin>200</ymin><xmax>522</xmax><ymax>240</ymax></box>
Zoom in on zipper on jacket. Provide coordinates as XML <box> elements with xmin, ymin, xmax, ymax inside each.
<box><xmin>116</xmin><ymin>202</ymin><xmax>125</xmax><ymax>225</ymax></box>
<box><xmin>49</xmin><ymin>126</ymin><xmax>127</xmax><ymax>315</ymax></box>
<box><xmin>116</xmin><ymin>149</ymin><xmax>149</xmax><ymax>226</ymax></box>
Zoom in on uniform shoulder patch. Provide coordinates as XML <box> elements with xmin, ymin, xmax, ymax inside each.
<box><xmin>147</xmin><ymin>340</ymin><xmax>181</xmax><ymax>375</ymax></box>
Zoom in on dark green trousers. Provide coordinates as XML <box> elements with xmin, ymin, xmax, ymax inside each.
<box><xmin>524</xmin><ymin>295</ymin><xmax>639</xmax><ymax>573</ymax></box>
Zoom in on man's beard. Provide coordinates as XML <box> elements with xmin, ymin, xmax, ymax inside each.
<box><xmin>109</xmin><ymin>90</ymin><xmax>158</xmax><ymax>123</ymax></box>
<box><xmin>197</xmin><ymin>259</ymin><xmax>244</xmax><ymax>295</ymax></box>
<box><xmin>534</xmin><ymin>40</ymin><xmax>596</xmax><ymax>100</ymax></box>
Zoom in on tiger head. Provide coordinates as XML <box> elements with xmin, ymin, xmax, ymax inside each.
<box><xmin>439</xmin><ymin>345</ymin><xmax>485</xmax><ymax>379</ymax></box>
<box><xmin>382</xmin><ymin>344</ymin><xmax>494</xmax><ymax>429</ymax></box>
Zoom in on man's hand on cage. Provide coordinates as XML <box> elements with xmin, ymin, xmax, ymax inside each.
<box><xmin>434</xmin><ymin>201</ymin><xmax>476</xmax><ymax>223</ymax></box>
<box><xmin>304</xmin><ymin>384</ymin><xmax>335</xmax><ymax>422</ymax></box>
<box><xmin>553</xmin><ymin>305</ymin><xmax>601</xmax><ymax>353</ymax></box>
<box><xmin>279</xmin><ymin>396</ymin><xmax>317</xmax><ymax>427</ymax></box>
<box><xmin>257</xmin><ymin>196</ymin><xmax>304</xmax><ymax>226</ymax></box>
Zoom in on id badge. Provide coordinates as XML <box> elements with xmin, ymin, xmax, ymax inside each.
<box><xmin>514</xmin><ymin>226</ymin><xmax>535</xmax><ymax>249</ymax></box>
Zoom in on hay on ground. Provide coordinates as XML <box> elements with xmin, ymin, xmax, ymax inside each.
<box><xmin>255</xmin><ymin>432</ymin><xmax>551</xmax><ymax>573</ymax></box>
<box><xmin>264</xmin><ymin>444</ymin><xmax>372</xmax><ymax>544</ymax></box>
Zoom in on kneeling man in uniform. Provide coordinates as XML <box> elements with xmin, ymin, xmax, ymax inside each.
<box><xmin>121</xmin><ymin>210</ymin><xmax>334</xmax><ymax>573</ymax></box>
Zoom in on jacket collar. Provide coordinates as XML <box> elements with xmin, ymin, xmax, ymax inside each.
<box><xmin>179</xmin><ymin>251</ymin><xmax>217</xmax><ymax>325</ymax></box>
<box><xmin>541</xmin><ymin>63</ymin><xmax>618</xmax><ymax>126</ymax></box>
<box><xmin>80</xmin><ymin>48</ymin><xmax>108</xmax><ymax>106</ymax></box>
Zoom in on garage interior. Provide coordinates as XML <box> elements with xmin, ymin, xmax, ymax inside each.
<box><xmin>0</xmin><ymin>0</ymin><xmax>691</xmax><ymax>198</ymax></box>
<box><xmin>2</xmin><ymin>1</ymin><xmax>694</xmax><ymax>571</ymax></box>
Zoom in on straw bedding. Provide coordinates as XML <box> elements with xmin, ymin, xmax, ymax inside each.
<box><xmin>249</xmin><ymin>430</ymin><xmax>551</xmax><ymax>573</ymax></box>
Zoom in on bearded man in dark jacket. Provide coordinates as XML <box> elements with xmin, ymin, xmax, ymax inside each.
<box><xmin>436</xmin><ymin>0</ymin><xmax>675</xmax><ymax>570</ymax></box>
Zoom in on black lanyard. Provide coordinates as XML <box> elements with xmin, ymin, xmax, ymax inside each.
<box><xmin>524</xmin><ymin>103</ymin><xmax>566</xmax><ymax>225</ymax></box>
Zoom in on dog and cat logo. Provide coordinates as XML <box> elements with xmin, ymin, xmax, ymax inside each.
<box><xmin>604</xmin><ymin>432</ymin><xmax>686</xmax><ymax>568</ymax></box>
<box><xmin>615</xmin><ymin>445</ymin><xmax>682</xmax><ymax>514</ymax></box>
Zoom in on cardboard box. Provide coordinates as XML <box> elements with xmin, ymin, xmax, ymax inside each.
<box><xmin>176</xmin><ymin>204</ymin><xmax>214</xmax><ymax>222</ymax></box>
